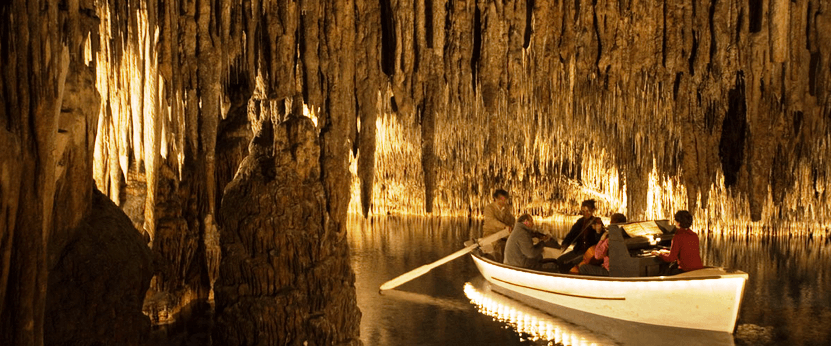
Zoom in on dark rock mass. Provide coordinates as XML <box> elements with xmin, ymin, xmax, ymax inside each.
<box><xmin>215</xmin><ymin>116</ymin><xmax>360</xmax><ymax>346</ymax></box>
<box><xmin>45</xmin><ymin>189</ymin><xmax>154</xmax><ymax>346</ymax></box>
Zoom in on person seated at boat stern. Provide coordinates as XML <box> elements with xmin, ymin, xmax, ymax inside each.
<box><xmin>652</xmin><ymin>210</ymin><xmax>704</xmax><ymax>275</ymax></box>
<box><xmin>557</xmin><ymin>199</ymin><xmax>601</xmax><ymax>271</ymax></box>
<box><xmin>482</xmin><ymin>189</ymin><xmax>516</xmax><ymax>262</ymax></box>
<box><xmin>577</xmin><ymin>213</ymin><xmax>627</xmax><ymax>276</ymax></box>
<box><xmin>504</xmin><ymin>214</ymin><xmax>557</xmax><ymax>271</ymax></box>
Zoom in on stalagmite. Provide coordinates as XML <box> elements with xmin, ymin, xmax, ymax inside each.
<box><xmin>3</xmin><ymin>0</ymin><xmax>831</xmax><ymax>345</ymax></box>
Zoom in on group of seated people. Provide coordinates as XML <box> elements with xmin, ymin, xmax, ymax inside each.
<box><xmin>483</xmin><ymin>190</ymin><xmax>704</xmax><ymax>276</ymax></box>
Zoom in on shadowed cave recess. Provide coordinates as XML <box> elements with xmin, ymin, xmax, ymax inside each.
<box><xmin>1</xmin><ymin>0</ymin><xmax>829</xmax><ymax>345</ymax></box>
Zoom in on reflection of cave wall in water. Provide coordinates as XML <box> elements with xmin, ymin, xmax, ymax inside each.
<box><xmin>2</xmin><ymin>0</ymin><xmax>831</xmax><ymax>345</ymax></box>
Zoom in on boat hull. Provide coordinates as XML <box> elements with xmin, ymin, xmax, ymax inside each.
<box><xmin>471</xmin><ymin>253</ymin><xmax>747</xmax><ymax>333</ymax></box>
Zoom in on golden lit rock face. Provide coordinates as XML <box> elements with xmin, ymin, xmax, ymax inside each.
<box><xmin>2</xmin><ymin>0</ymin><xmax>831</xmax><ymax>345</ymax></box>
<box><xmin>4</xmin><ymin>0</ymin><xmax>365</xmax><ymax>344</ymax></box>
<box><xmin>349</xmin><ymin>0</ymin><xmax>831</xmax><ymax>235</ymax></box>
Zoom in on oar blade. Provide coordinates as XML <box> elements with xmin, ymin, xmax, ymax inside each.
<box><xmin>379</xmin><ymin>265</ymin><xmax>432</xmax><ymax>291</ymax></box>
<box><xmin>378</xmin><ymin>228</ymin><xmax>511</xmax><ymax>291</ymax></box>
<box><xmin>379</xmin><ymin>244</ymin><xmax>476</xmax><ymax>291</ymax></box>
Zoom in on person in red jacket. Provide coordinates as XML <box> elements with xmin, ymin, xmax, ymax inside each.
<box><xmin>652</xmin><ymin>210</ymin><xmax>704</xmax><ymax>274</ymax></box>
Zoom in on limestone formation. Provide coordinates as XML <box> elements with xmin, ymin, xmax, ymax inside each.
<box><xmin>215</xmin><ymin>116</ymin><xmax>360</xmax><ymax>346</ymax></box>
<box><xmin>45</xmin><ymin>189</ymin><xmax>153</xmax><ymax>346</ymax></box>
<box><xmin>2</xmin><ymin>0</ymin><xmax>831</xmax><ymax>345</ymax></box>
<box><xmin>362</xmin><ymin>0</ymin><xmax>831</xmax><ymax>234</ymax></box>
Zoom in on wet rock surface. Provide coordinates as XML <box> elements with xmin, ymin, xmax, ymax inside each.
<box><xmin>2</xmin><ymin>0</ymin><xmax>830</xmax><ymax>345</ymax></box>
<box><xmin>215</xmin><ymin>117</ymin><xmax>360</xmax><ymax>346</ymax></box>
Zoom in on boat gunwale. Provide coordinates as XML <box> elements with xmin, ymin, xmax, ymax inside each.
<box><xmin>471</xmin><ymin>251</ymin><xmax>748</xmax><ymax>282</ymax></box>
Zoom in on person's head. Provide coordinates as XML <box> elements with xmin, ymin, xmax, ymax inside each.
<box><xmin>674</xmin><ymin>210</ymin><xmax>693</xmax><ymax>229</ymax></box>
<box><xmin>580</xmin><ymin>199</ymin><xmax>596</xmax><ymax>218</ymax></box>
<box><xmin>518</xmin><ymin>214</ymin><xmax>534</xmax><ymax>227</ymax></box>
<box><xmin>591</xmin><ymin>217</ymin><xmax>606</xmax><ymax>233</ymax></box>
<box><xmin>493</xmin><ymin>189</ymin><xmax>510</xmax><ymax>207</ymax></box>
<box><xmin>610</xmin><ymin>213</ymin><xmax>627</xmax><ymax>224</ymax></box>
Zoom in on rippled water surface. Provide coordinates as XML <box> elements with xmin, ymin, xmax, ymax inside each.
<box><xmin>347</xmin><ymin>215</ymin><xmax>831</xmax><ymax>346</ymax></box>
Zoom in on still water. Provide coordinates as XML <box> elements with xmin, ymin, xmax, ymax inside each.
<box><xmin>347</xmin><ymin>215</ymin><xmax>831</xmax><ymax>346</ymax></box>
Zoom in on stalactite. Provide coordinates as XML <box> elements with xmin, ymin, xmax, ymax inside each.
<box><xmin>350</xmin><ymin>0</ymin><xmax>831</xmax><ymax>236</ymax></box>
<box><xmin>356</xmin><ymin>0</ymin><xmax>382</xmax><ymax>218</ymax></box>
<box><xmin>3</xmin><ymin>0</ymin><xmax>831</xmax><ymax>344</ymax></box>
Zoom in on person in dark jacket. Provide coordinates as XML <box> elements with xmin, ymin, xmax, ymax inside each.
<box><xmin>578</xmin><ymin>213</ymin><xmax>626</xmax><ymax>276</ymax></box>
<box><xmin>652</xmin><ymin>210</ymin><xmax>704</xmax><ymax>274</ymax></box>
<box><xmin>557</xmin><ymin>199</ymin><xmax>600</xmax><ymax>271</ymax></box>
<box><xmin>504</xmin><ymin>214</ymin><xmax>554</xmax><ymax>270</ymax></box>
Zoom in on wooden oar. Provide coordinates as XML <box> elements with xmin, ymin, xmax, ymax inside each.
<box><xmin>379</xmin><ymin>228</ymin><xmax>511</xmax><ymax>291</ymax></box>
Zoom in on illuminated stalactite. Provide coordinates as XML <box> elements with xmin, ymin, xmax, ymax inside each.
<box><xmin>2</xmin><ymin>0</ymin><xmax>831</xmax><ymax>345</ymax></box>
<box><xmin>348</xmin><ymin>0</ymin><xmax>831</xmax><ymax>236</ymax></box>
<box><xmin>67</xmin><ymin>0</ymin><xmax>367</xmax><ymax>340</ymax></box>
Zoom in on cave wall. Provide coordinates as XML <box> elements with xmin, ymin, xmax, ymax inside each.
<box><xmin>87</xmin><ymin>0</ymin><xmax>366</xmax><ymax>342</ymax></box>
<box><xmin>2</xmin><ymin>0</ymin><xmax>366</xmax><ymax>344</ymax></box>
<box><xmin>45</xmin><ymin>189</ymin><xmax>153</xmax><ymax>345</ymax></box>
<box><xmin>0</xmin><ymin>0</ymin><xmax>110</xmax><ymax>344</ymax></box>
<box><xmin>359</xmin><ymin>0</ymin><xmax>830</xmax><ymax>233</ymax></box>
<box><xmin>214</xmin><ymin>116</ymin><xmax>360</xmax><ymax>345</ymax></box>
<box><xmin>2</xmin><ymin>0</ymin><xmax>830</xmax><ymax>345</ymax></box>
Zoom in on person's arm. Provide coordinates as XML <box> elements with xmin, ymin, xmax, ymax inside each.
<box><xmin>533</xmin><ymin>234</ymin><xmax>551</xmax><ymax>248</ymax></box>
<box><xmin>659</xmin><ymin>237</ymin><xmax>681</xmax><ymax>263</ymax></box>
<box><xmin>483</xmin><ymin>205</ymin><xmax>509</xmax><ymax>229</ymax></box>
<box><xmin>594</xmin><ymin>239</ymin><xmax>609</xmax><ymax>260</ymax></box>
<box><xmin>503</xmin><ymin>211</ymin><xmax>516</xmax><ymax>229</ymax></box>
<box><xmin>560</xmin><ymin>222</ymin><xmax>578</xmax><ymax>247</ymax></box>
<box><xmin>519</xmin><ymin>232</ymin><xmax>544</xmax><ymax>258</ymax></box>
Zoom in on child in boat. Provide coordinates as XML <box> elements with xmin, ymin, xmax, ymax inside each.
<box><xmin>652</xmin><ymin>210</ymin><xmax>704</xmax><ymax>274</ymax></box>
<box><xmin>576</xmin><ymin>213</ymin><xmax>627</xmax><ymax>276</ymax></box>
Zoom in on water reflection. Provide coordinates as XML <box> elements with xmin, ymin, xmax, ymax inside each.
<box><xmin>703</xmin><ymin>233</ymin><xmax>831</xmax><ymax>345</ymax></box>
<box><xmin>463</xmin><ymin>279</ymin><xmax>617</xmax><ymax>346</ymax></box>
<box><xmin>348</xmin><ymin>215</ymin><xmax>831</xmax><ymax>346</ymax></box>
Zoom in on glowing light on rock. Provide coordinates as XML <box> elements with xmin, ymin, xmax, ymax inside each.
<box><xmin>346</xmin><ymin>72</ymin><xmax>829</xmax><ymax>238</ymax></box>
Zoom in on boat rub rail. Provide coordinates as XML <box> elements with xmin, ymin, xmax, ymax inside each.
<box><xmin>474</xmin><ymin>252</ymin><xmax>746</xmax><ymax>282</ymax></box>
<box><xmin>491</xmin><ymin>277</ymin><xmax>627</xmax><ymax>300</ymax></box>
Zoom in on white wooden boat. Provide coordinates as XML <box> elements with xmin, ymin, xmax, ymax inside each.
<box><xmin>470</xmin><ymin>220</ymin><xmax>748</xmax><ymax>334</ymax></box>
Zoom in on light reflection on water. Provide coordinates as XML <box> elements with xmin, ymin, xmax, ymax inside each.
<box><xmin>462</xmin><ymin>279</ymin><xmax>618</xmax><ymax>346</ymax></box>
<box><xmin>348</xmin><ymin>215</ymin><xmax>831</xmax><ymax>346</ymax></box>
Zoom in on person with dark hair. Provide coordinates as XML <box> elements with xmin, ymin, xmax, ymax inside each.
<box><xmin>577</xmin><ymin>213</ymin><xmax>627</xmax><ymax>275</ymax></box>
<box><xmin>577</xmin><ymin>217</ymin><xmax>610</xmax><ymax>276</ymax></box>
<box><xmin>610</xmin><ymin>213</ymin><xmax>627</xmax><ymax>224</ymax></box>
<box><xmin>482</xmin><ymin>189</ymin><xmax>516</xmax><ymax>262</ymax></box>
<box><xmin>557</xmin><ymin>199</ymin><xmax>600</xmax><ymax>271</ymax></box>
<box><xmin>504</xmin><ymin>214</ymin><xmax>555</xmax><ymax>271</ymax></box>
<box><xmin>652</xmin><ymin>210</ymin><xmax>704</xmax><ymax>274</ymax></box>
